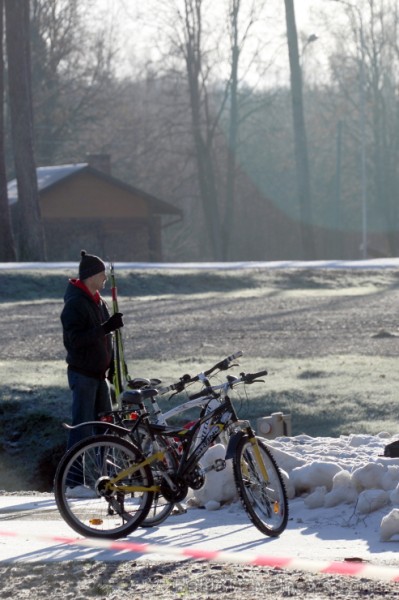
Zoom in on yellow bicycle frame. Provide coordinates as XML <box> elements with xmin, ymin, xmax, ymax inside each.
<box><xmin>105</xmin><ymin>450</ymin><xmax>164</xmax><ymax>494</ymax></box>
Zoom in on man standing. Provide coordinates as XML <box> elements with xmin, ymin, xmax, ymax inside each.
<box><xmin>61</xmin><ymin>250</ymin><xmax>123</xmax><ymax>451</ymax></box>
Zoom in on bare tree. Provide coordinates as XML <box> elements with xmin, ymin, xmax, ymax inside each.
<box><xmin>0</xmin><ymin>0</ymin><xmax>16</xmax><ymax>261</ymax></box>
<box><xmin>284</xmin><ymin>0</ymin><xmax>316</xmax><ymax>259</ymax></box>
<box><xmin>5</xmin><ymin>0</ymin><xmax>46</xmax><ymax>260</ymax></box>
<box><xmin>29</xmin><ymin>0</ymin><xmax>117</xmax><ymax>165</ymax></box>
<box><xmin>143</xmin><ymin>0</ymin><xmax>267</xmax><ymax>261</ymax></box>
<box><xmin>221</xmin><ymin>0</ymin><xmax>268</xmax><ymax>260</ymax></box>
<box><xmin>222</xmin><ymin>0</ymin><xmax>240</xmax><ymax>260</ymax></box>
<box><xmin>328</xmin><ymin>0</ymin><xmax>399</xmax><ymax>257</ymax></box>
<box><xmin>180</xmin><ymin>0</ymin><xmax>224</xmax><ymax>260</ymax></box>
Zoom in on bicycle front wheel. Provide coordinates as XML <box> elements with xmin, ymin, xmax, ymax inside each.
<box><xmin>233</xmin><ymin>436</ymin><xmax>288</xmax><ymax>537</ymax></box>
<box><xmin>54</xmin><ymin>434</ymin><xmax>154</xmax><ymax>539</ymax></box>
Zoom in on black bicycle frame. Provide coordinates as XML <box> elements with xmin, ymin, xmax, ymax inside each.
<box><xmin>172</xmin><ymin>396</ymin><xmax>237</xmax><ymax>479</ymax></box>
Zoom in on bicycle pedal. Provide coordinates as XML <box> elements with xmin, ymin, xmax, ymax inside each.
<box><xmin>204</xmin><ymin>459</ymin><xmax>226</xmax><ymax>473</ymax></box>
<box><xmin>214</xmin><ymin>458</ymin><xmax>226</xmax><ymax>472</ymax></box>
<box><xmin>172</xmin><ymin>503</ymin><xmax>187</xmax><ymax>515</ymax></box>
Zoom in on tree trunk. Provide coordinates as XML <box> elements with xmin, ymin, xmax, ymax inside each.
<box><xmin>0</xmin><ymin>0</ymin><xmax>16</xmax><ymax>261</ymax></box>
<box><xmin>183</xmin><ymin>0</ymin><xmax>223</xmax><ymax>261</ymax></box>
<box><xmin>5</xmin><ymin>0</ymin><xmax>46</xmax><ymax>261</ymax></box>
<box><xmin>222</xmin><ymin>0</ymin><xmax>240</xmax><ymax>261</ymax></box>
<box><xmin>284</xmin><ymin>0</ymin><xmax>316</xmax><ymax>259</ymax></box>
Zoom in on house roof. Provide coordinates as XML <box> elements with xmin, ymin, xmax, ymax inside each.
<box><xmin>7</xmin><ymin>163</ymin><xmax>182</xmax><ymax>216</ymax></box>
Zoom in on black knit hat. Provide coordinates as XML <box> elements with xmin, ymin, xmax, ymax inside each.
<box><xmin>79</xmin><ymin>250</ymin><xmax>106</xmax><ymax>280</ymax></box>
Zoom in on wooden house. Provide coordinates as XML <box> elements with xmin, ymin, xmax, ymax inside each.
<box><xmin>7</xmin><ymin>154</ymin><xmax>182</xmax><ymax>261</ymax></box>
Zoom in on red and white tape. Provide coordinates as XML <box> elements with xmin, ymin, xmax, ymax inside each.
<box><xmin>0</xmin><ymin>528</ymin><xmax>398</xmax><ymax>583</ymax></box>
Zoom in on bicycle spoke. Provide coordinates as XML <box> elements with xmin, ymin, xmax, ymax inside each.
<box><xmin>234</xmin><ymin>437</ymin><xmax>288</xmax><ymax>536</ymax></box>
<box><xmin>54</xmin><ymin>435</ymin><xmax>154</xmax><ymax>539</ymax></box>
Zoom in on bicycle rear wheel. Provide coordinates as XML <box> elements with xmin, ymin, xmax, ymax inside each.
<box><xmin>54</xmin><ymin>434</ymin><xmax>154</xmax><ymax>539</ymax></box>
<box><xmin>135</xmin><ymin>426</ymin><xmax>178</xmax><ymax>527</ymax></box>
<box><xmin>128</xmin><ymin>425</ymin><xmax>178</xmax><ymax>527</ymax></box>
<box><xmin>233</xmin><ymin>436</ymin><xmax>288</xmax><ymax>537</ymax></box>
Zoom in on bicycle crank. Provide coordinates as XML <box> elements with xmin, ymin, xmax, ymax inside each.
<box><xmin>160</xmin><ymin>475</ymin><xmax>189</xmax><ymax>503</ymax></box>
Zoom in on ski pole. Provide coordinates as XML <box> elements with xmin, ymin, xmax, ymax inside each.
<box><xmin>109</xmin><ymin>262</ymin><xmax>129</xmax><ymax>407</ymax></box>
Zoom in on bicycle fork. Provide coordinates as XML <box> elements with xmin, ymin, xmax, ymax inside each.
<box><xmin>236</xmin><ymin>428</ymin><xmax>281</xmax><ymax>517</ymax></box>
<box><xmin>247</xmin><ymin>434</ymin><xmax>269</xmax><ymax>481</ymax></box>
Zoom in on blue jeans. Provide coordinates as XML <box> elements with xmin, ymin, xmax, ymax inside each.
<box><xmin>67</xmin><ymin>370</ymin><xmax>112</xmax><ymax>451</ymax></box>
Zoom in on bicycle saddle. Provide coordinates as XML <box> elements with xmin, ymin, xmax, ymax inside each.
<box><xmin>121</xmin><ymin>387</ymin><xmax>158</xmax><ymax>406</ymax></box>
<box><xmin>127</xmin><ymin>377</ymin><xmax>151</xmax><ymax>389</ymax></box>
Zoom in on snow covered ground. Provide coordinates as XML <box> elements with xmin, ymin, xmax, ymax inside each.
<box><xmin>2</xmin><ymin>258</ymin><xmax>399</xmax><ymax>270</ymax></box>
<box><xmin>2</xmin><ymin>432</ymin><xmax>399</xmax><ymax>575</ymax></box>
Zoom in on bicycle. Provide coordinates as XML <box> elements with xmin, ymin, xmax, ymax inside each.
<box><xmin>54</xmin><ymin>368</ymin><xmax>289</xmax><ymax>539</ymax></box>
<box><xmin>62</xmin><ymin>351</ymin><xmax>244</xmax><ymax>527</ymax></box>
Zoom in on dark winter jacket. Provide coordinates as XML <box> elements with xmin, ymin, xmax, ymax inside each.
<box><xmin>61</xmin><ymin>280</ymin><xmax>112</xmax><ymax>379</ymax></box>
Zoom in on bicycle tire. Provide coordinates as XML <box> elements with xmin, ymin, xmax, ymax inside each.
<box><xmin>233</xmin><ymin>436</ymin><xmax>288</xmax><ymax>537</ymax></box>
<box><xmin>54</xmin><ymin>434</ymin><xmax>154</xmax><ymax>539</ymax></box>
<box><xmin>128</xmin><ymin>425</ymin><xmax>178</xmax><ymax>527</ymax></box>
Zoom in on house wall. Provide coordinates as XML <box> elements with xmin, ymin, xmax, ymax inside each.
<box><xmin>37</xmin><ymin>172</ymin><xmax>163</xmax><ymax>261</ymax></box>
<box><xmin>44</xmin><ymin>217</ymin><xmax>161</xmax><ymax>262</ymax></box>
<box><xmin>40</xmin><ymin>172</ymin><xmax>149</xmax><ymax>219</ymax></box>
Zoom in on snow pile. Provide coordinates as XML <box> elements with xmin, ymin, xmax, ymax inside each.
<box><xmin>196</xmin><ymin>432</ymin><xmax>399</xmax><ymax>542</ymax></box>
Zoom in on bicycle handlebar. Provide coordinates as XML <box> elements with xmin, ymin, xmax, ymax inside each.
<box><xmin>240</xmin><ymin>370</ymin><xmax>268</xmax><ymax>384</ymax></box>
<box><xmin>203</xmin><ymin>350</ymin><xmax>243</xmax><ymax>377</ymax></box>
<box><xmin>157</xmin><ymin>350</ymin><xmax>243</xmax><ymax>394</ymax></box>
<box><xmin>187</xmin><ymin>369</ymin><xmax>268</xmax><ymax>401</ymax></box>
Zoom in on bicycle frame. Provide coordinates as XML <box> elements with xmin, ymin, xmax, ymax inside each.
<box><xmin>104</xmin><ymin>373</ymin><xmax>265</xmax><ymax>497</ymax></box>
<box><xmin>174</xmin><ymin>397</ymin><xmax>236</xmax><ymax>478</ymax></box>
<box><xmin>104</xmin><ymin>403</ymin><xmax>233</xmax><ymax>495</ymax></box>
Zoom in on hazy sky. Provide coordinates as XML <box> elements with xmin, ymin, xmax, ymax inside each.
<box><xmin>91</xmin><ymin>0</ymin><xmax>338</xmax><ymax>85</ymax></box>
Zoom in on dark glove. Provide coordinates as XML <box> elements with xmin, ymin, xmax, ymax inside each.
<box><xmin>102</xmin><ymin>312</ymin><xmax>124</xmax><ymax>334</ymax></box>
